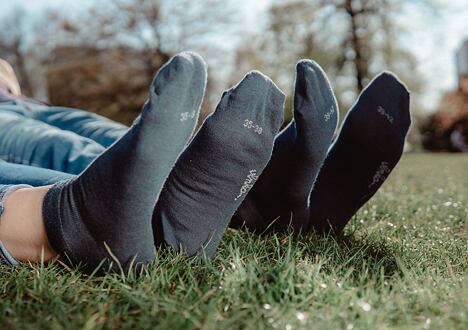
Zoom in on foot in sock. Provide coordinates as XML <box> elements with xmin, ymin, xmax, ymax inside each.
<box><xmin>309</xmin><ymin>72</ymin><xmax>411</xmax><ymax>234</ymax></box>
<box><xmin>153</xmin><ymin>71</ymin><xmax>285</xmax><ymax>258</ymax></box>
<box><xmin>230</xmin><ymin>60</ymin><xmax>338</xmax><ymax>233</ymax></box>
<box><xmin>41</xmin><ymin>52</ymin><xmax>207</xmax><ymax>274</ymax></box>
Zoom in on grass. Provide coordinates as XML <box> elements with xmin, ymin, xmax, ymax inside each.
<box><xmin>1</xmin><ymin>153</ymin><xmax>467</xmax><ymax>329</ymax></box>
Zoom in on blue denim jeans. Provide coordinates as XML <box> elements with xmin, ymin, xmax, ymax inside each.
<box><xmin>0</xmin><ymin>99</ymin><xmax>128</xmax><ymax>191</ymax></box>
<box><xmin>0</xmin><ymin>99</ymin><xmax>130</xmax><ymax>264</ymax></box>
<box><xmin>0</xmin><ymin>99</ymin><xmax>127</xmax><ymax>174</ymax></box>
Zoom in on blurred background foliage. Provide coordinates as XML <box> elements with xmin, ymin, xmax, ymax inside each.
<box><xmin>0</xmin><ymin>0</ymin><xmax>466</xmax><ymax>150</ymax></box>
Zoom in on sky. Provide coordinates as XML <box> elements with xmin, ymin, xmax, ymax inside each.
<box><xmin>398</xmin><ymin>0</ymin><xmax>468</xmax><ymax>109</ymax></box>
<box><xmin>2</xmin><ymin>0</ymin><xmax>467</xmax><ymax>112</ymax></box>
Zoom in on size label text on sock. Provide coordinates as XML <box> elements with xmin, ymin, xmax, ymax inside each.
<box><xmin>324</xmin><ymin>105</ymin><xmax>335</xmax><ymax>121</ymax></box>
<box><xmin>368</xmin><ymin>161</ymin><xmax>390</xmax><ymax>188</ymax></box>
<box><xmin>377</xmin><ymin>106</ymin><xmax>394</xmax><ymax>124</ymax></box>
<box><xmin>180</xmin><ymin>111</ymin><xmax>197</xmax><ymax>122</ymax></box>
<box><xmin>234</xmin><ymin>169</ymin><xmax>258</xmax><ymax>201</ymax></box>
<box><xmin>244</xmin><ymin>119</ymin><xmax>263</xmax><ymax>134</ymax></box>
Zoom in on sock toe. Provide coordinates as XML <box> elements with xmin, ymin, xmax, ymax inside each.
<box><xmin>153</xmin><ymin>71</ymin><xmax>284</xmax><ymax>257</ymax></box>
<box><xmin>178</xmin><ymin>51</ymin><xmax>207</xmax><ymax>79</ymax></box>
<box><xmin>144</xmin><ymin>53</ymin><xmax>206</xmax><ymax>126</ymax></box>
<box><xmin>224</xmin><ymin>71</ymin><xmax>285</xmax><ymax>131</ymax></box>
<box><xmin>42</xmin><ymin>52</ymin><xmax>207</xmax><ymax>274</ymax></box>
<box><xmin>296</xmin><ymin>59</ymin><xmax>333</xmax><ymax>92</ymax></box>
<box><xmin>294</xmin><ymin>60</ymin><xmax>338</xmax><ymax>120</ymax></box>
<box><xmin>370</xmin><ymin>71</ymin><xmax>410</xmax><ymax>98</ymax></box>
<box><xmin>293</xmin><ymin>60</ymin><xmax>338</xmax><ymax>139</ymax></box>
<box><xmin>235</xmin><ymin>70</ymin><xmax>274</xmax><ymax>94</ymax></box>
<box><xmin>295</xmin><ymin>60</ymin><xmax>318</xmax><ymax>102</ymax></box>
<box><xmin>152</xmin><ymin>53</ymin><xmax>203</xmax><ymax>97</ymax></box>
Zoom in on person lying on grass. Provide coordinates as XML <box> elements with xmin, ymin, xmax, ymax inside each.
<box><xmin>0</xmin><ymin>53</ymin><xmax>411</xmax><ymax>274</ymax></box>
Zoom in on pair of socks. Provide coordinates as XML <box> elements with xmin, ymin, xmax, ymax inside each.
<box><xmin>231</xmin><ymin>66</ymin><xmax>411</xmax><ymax>235</ymax></box>
<box><xmin>41</xmin><ymin>53</ymin><xmax>285</xmax><ymax>274</ymax></box>
<box><xmin>41</xmin><ymin>53</ymin><xmax>410</xmax><ymax>274</ymax></box>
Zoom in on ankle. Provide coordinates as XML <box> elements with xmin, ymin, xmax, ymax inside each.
<box><xmin>0</xmin><ymin>185</ymin><xmax>57</xmax><ymax>262</ymax></box>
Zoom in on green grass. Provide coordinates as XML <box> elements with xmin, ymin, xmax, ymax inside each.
<box><xmin>1</xmin><ymin>153</ymin><xmax>467</xmax><ymax>329</ymax></box>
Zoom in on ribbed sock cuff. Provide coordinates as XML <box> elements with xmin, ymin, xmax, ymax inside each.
<box><xmin>42</xmin><ymin>180</ymin><xmax>75</xmax><ymax>264</ymax></box>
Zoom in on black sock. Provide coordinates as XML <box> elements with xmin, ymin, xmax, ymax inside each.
<box><xmin>309</xmin><ymin>72</ymin><xmax>411</xmax><ymax>234</ymax></box>
<box><xmin>153</xmin><ymin>71</ymin><xmax>285</xmax><ymax>257</ymax></box>
<box><xmin>42</xmin><ymin>52</ymin><xmax>207</xmax><ymax>274</ymax></box>
<box><xmin>230</xmin><ymin>60</ymin><xmax>338</xmax><ymax>233</ymax></box>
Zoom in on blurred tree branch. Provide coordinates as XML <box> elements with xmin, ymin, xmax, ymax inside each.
<box><xmin>234</xmin><ymin>0</ymin><xmax>430</xmax><ymax>125</ymax></box>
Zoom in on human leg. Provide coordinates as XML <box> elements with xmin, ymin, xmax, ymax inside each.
<box><xmin>0</xmin><ymin>159</ymin><xmax>73</xmax><ymax>187</ymax></box>
<box><xmin>24</xmin><ymin>102</ymin><xmax>128</xmax><ymax>148</ymax></box>
<box><xmin>308</xmin><ymin>72</ymin><xmax>411</xmax><ymax>234</ymax></box>
<box><xmin>40</xmin><ymin>52</ymin><xmax>206</xmax><ymax>274</ymax></box>
<box><xmin>0</xmin><ymin>185</ymin><xmax>56</xmax><ymax>264</ymax></box>
<box><xmin>1</xmin><ymin>55</ymin><xmax>126</xmax><ymax>147</ymax></box>
<box><xmin>153</xmin><ymin>71</ymin><xmax>284</xmax><ymax>258</ymax></box>
<box><xmin>0</xmin><ymin>111</ymin><xmax>105</xmax><ymax>174</ymax></box>
<box><xmin>230</xmin><ymin>60</ymin><xmax>338</xmax><ymax>233</ymax></box>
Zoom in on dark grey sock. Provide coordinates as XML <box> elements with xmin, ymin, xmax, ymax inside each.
<box><xmin>309</xmin><ymin>72</ymin><xmax>411</xmax><ymax>234</ymax></box>
<box><xmin>230</xmin><ymin>60</ymin><xmax>338</xmax><ymax>233</ymax></box>
<box><xmin>42</xmin><ymin>52</ymin><xmax>207</xmax><ymax>274</ymax></box>
<box><xmin>153</xmin><ymin>71</ymin><xmax>285</xmax><ymax>258</ymax></box>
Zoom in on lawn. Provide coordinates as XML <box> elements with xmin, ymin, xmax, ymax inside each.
<box><xmin>1</xmin><ymin>153</ymin><xmax>466</xmax><ymax>329</ymax></box>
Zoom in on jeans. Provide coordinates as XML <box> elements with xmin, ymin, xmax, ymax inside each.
<box><xmin>0</xmin><ymin>99</ymin><xmax>128</xmax><ymax>192</ymax></box>
<box><xmin>0</xmin><ymin>99</ymin><xmax>128</xmax><ymax>174</ymax></box>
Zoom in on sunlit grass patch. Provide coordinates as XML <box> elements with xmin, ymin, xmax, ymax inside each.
<box><xmin>1</xmin><ymin>153</ymin><xmax>467</xmax><ymax>329</ymax></box>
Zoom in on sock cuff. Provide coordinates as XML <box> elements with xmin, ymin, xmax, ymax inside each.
<box><xmin>42</xmin><ymin>180</ymin><xmax>76</xmax><ymax>264</ymax></box>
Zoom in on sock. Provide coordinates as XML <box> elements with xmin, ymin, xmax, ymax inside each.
<box><xmin>309</xmin><ymin>72</ymin><xmax>411</xmax><ymax>234</ymax></box>
<box><xmin>153</xmin><ymin>71</ymin><xmax>285</xmax><ymax>258</ymax></box>
<box><xmin>42</xmin><ymin>52</ymin><xmax>207</xmax><ymax>274</ymax></box>
<box><xmin>230</xmin><ymin>60</ymin><xmax>338</xmax><ymax>233</ymax></box>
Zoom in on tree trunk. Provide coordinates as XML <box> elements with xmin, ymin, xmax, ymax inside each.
<box><xmin>345</xmin><ymin>0</ymin><xmax>366</xmax><ymax>92</ymax></box>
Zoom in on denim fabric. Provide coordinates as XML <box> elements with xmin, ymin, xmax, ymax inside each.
<box><xmin>0</xmin><ymin>184</ymin><xmax>32</xmax><ymax>266</ymax></box>
<box><xmin>0</xmin><ymin>110</ymin><xmax>104</xmax><ymax>174</ymax></box>
<box><xmin>20</xmin><ymin>100</ymin><xmax>128</xmax><ymax>148</ymax></box>
<box><xmin>0</xmin><ymin>100</ymin><xmax>127</xmax><ymax>266</ymax></box>
<box><xmin>0</xmin><ymin>159</ymin><xmax>73</xmax><ymax>187</ymax></box>
<box><xmin>0</xmin><ymin>100</ymin><xmax>126</xmax><ymax>174</ymax></box>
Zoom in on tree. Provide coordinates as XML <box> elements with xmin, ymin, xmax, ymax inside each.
<box><xmin>234</xmin><ymin>0</ymin><xmax>425</xmax><ymax>122</ymax></box>
<box><xmin>34</xmin><ymin>0</ymin><xmax>240</xmax><ymax>122</ymax></box>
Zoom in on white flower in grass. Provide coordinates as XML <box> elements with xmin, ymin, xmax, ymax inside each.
<box><xmin>296</xmin><ymin>312</ymin><xmax>307</xmax><ymax>322</ymax></box>
<box><xmin>424</xmin><ymin>318</ymin><xmax>431</xmax><ymax>329</ymax></box>
<box><xmin>358</xmin><ymin>301</ymin><xmax>371</xmax><ymax>312</ymax></box>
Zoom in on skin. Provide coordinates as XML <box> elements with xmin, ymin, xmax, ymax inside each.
<box><xmin>0</xmin><ymin>186</ymin><xmax>57</xmax><ymax>262</ymax></box>
<box><xmin>459</xmin><ymin>76</ymin><xmax>468</xmax><ymax>94</ymax></box>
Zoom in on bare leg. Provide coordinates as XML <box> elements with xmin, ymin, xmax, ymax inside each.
<box><xmin>0</xmin><ymin>186</ymin><xmax>57</xmax><ymax>262</ymax></box>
